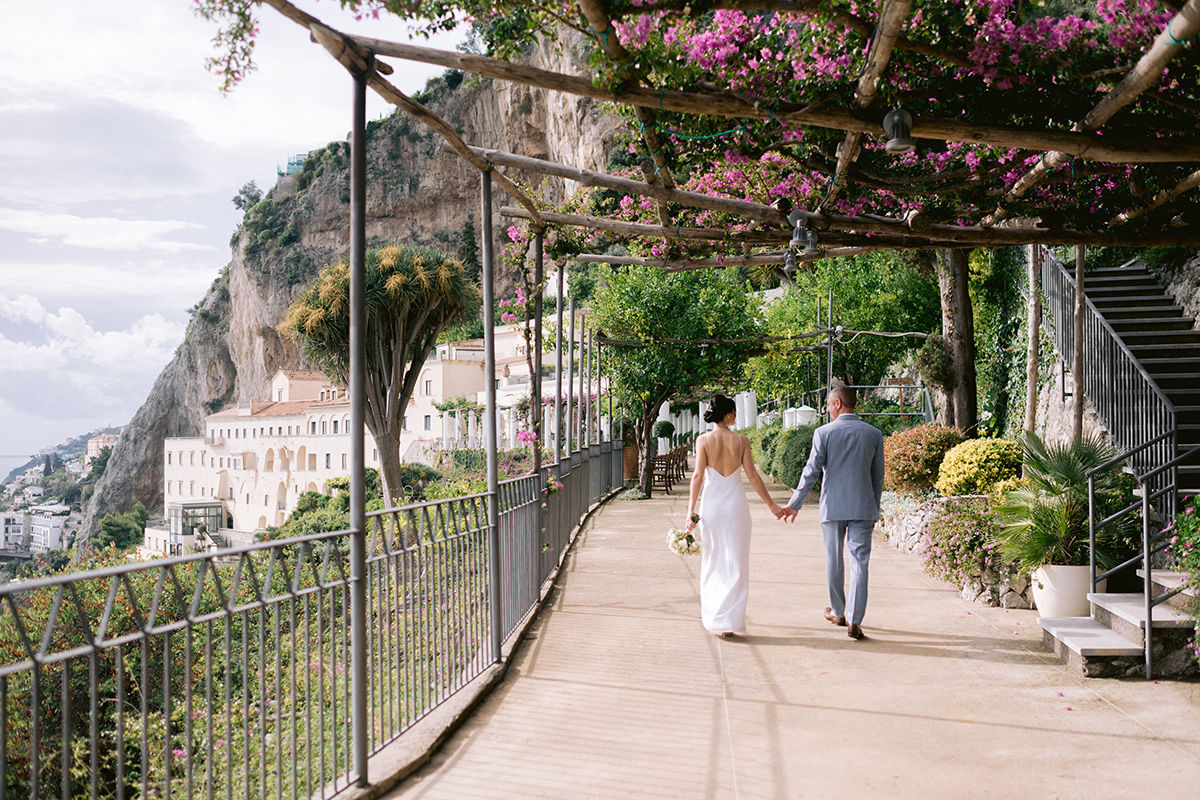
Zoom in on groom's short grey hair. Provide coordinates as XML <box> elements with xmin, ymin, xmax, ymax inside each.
<box><xmin>830</xmin><ymin>384</ymin><xmax>857</xmax><ymax>409</ymax></box>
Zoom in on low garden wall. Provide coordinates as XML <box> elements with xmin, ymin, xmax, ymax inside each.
<box><xmin>878</xmin><ymin>492</ymin><xmax>1034</xmax><ymax>609</ymax></box>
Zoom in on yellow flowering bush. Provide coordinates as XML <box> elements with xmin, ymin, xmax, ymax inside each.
<box><xmin>935</xmin><ymin>438</ymin><xmax>1023</xmax><ymax>496</ymax></box>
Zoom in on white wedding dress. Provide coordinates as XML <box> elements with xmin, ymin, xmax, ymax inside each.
<box><xmin>699</xmin><ymin>465</ymin><xmax>752</xmax><ymax>633</ymax></box>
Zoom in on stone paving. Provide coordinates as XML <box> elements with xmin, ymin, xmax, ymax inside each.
<box><xmin>384</xmin><ymin>474</ymin><xmax>1200</xmax><ymax>799</ymax></box>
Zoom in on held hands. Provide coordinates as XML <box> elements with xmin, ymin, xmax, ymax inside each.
<box><xmin>778</xmin><ymin>505</ymin><xmax>798</xmax><ymax>523</ymax></box>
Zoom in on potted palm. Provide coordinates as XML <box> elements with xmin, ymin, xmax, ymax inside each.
<box><xmin>995</xmin><ymin>432</ymin><xmax>1137</xmax><ymax>617</ymax></box>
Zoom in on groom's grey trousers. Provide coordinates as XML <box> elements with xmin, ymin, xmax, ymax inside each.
<box><xmin>786</xmin><ymin>413</ymin><xmax>885</xmax><ymax>625</ymax></box>
<box><xmin>822</xmin><ymin>520</ymin><xmax>874</xmax><ymax>625</ymax></box>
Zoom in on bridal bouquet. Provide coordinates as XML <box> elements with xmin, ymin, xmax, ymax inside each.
<box><xmin>667</xmin><ymin>527</ymin><xmax>700</xmax><ymax>556</ymax></box>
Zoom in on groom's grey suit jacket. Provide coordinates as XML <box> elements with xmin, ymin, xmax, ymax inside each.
<box><xmin>786</xmin><ymin>413</ymin><xmax>885</xmax><ymax>522</ymax></box>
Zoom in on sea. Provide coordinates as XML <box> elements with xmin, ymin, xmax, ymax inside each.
<box><xmin>0</xmin><ymin>455</ymin><xmax>34</xmax><ymax>484</ymax></box>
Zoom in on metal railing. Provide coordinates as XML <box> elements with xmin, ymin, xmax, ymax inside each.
<box><xmin>1041</xmin><ymin>248</ymin><xmax>1178</xmax><ymax>515</ymax></box>
<box><xmin>1088</xmin><ymin>440</ymin><xmax>1200</xmax><ymax>679</ymax></box>
<box><xmin>1042</xmin><ymin>246</ymin><xmax>1195</xmax><ymax>679</ymax></box>
<box><xmin>0</xmin><ymin>441</ymin><xmax>622</xmax><ymax>798</ymax></box>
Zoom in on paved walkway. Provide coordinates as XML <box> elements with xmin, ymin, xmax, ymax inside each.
<box><xmin>386</xmin><ymin>475</ymin><xmax>1200</xmax><ymax>799</ymax></box>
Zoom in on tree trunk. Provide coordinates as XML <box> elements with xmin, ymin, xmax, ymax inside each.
<box><xmin>934</xmin><ymin>248</ymin><xmax>978</xmax><ymax>433</ymax></box>
<box><xmin>1025</xmin><ymin>245</ymin><xmax>1042</xmax><ymax>433</ymax></box>
<box><xmin>636</xmin><ymin>408</ymin><xmax>660</xmax><ymax>497</ymax></box>
<box><xmin>374</xmin><ymin>428</ymin><xmax>405</xmax><ymax>506</ymax></box>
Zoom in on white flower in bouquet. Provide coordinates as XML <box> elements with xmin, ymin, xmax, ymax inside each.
<box><xmin>667</xmin><ymin>527</ymin><xmax>700</xmax><ymax>556</ymax></box>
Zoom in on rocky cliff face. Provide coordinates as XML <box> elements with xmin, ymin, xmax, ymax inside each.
<box><xmin>80</xmin><ymin>39</ymin><xmax>622</xmax><ymax>543</ymax></box>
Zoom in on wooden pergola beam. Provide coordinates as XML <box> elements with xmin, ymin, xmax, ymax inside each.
<box><xmin>349</xmin><ymin>36</ymin><xmax>1200</xmax><ymax>164</ymax></box>
<box><xmin>503</xmin><ymin>205</ymin><xmax>1200</xmax><ymax>247</ymax></box>
<box><xmin>984</xmin><ymin>0</ymin><xmax>1200</xmax><ymax>224</ymax></box>
<box><xmin>1112</xmin><ymin>168</ymin><xmax>1200</xmax><ymax>226</ymax></box>
<box><xmin>266</xmin><ymin>0</ymin><xmax>547</xmax><ymax>228</ymax></box>
<box><xmin>822</xmin><ymin>0</ymin><xmax>912</xmax><ymax>210</ymax></box>
<box><xmin>573</xmin><ymin>246</ymin><xmax>881</xmax><ymax>271</ymax></box>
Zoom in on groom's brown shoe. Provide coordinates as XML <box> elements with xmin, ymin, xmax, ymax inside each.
<box><xmin>847</xmin><ymin>624</ymin><xmax>864</xmax><ymax>640</ymax></box>
<box><xmin>824</xmin><ymin>607</ymin><xmax>847</xmax><ymax>626</ymax></box>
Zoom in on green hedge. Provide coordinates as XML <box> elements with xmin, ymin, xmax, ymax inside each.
<box><xmin>770</xmin><ymin>425</ymin><xmax>819</xmax><ymax>488</ymax></box>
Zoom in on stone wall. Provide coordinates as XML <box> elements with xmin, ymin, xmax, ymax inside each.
<box><xmin>878</xmin><ymin>493</ymin><xmax>1033</xmax><ymax>609</ymax></box>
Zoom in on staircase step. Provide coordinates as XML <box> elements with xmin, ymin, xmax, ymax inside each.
<box><xmin>1039</xmin><ymin>616</ymin><xmax>1144</xmax><ymax>656</ymax></box>
<box><xmin>1175</xmin><ymin>465</ymin><xmax>1200</xmax><ymax>491</ymax></box>
<box><xmin>1140</xmin><ymin>357</ymin><xmax>1200</xmax><ymax>374</ymax></box>
<box><xmin>1086</xmin><ymin>263</ymin><xmax>1151</xmax><ymax>277</ymax></box>
<box><xmin>1174</xmin><ymin>405</ymin><xmax>1200</xmax><ymax>424</ymax></box>
<box><xmin>1118</xmin><ymin>330</ymin><xmax>1200</xmax><ymax>346</ymax></box>
<box><xmin>1101</xmin><ymin>305</ymin><xmax>1188</xmax><ymax>321</ymax></box>
<box><xmin>1136</xmin><ymin>570</ymin><xmax>1196</xmax><ymax>613</ymax></box>
<box><xmin>1085</xmin><ymin>271</ymin><xmax>1159</xmax><ymax>282</ymax></box>
<box><xmin>1088</xmin><ymin>287</ymin><xmax>1172</xmax><ymax>300</ymax></box>
<box><xmin>1108</xmin><ymin>318</ymin><xmax>1196</xmax><ymax>332</ymax></box>
<box><xmin>1147</xmin><ymin>379</ymin><xmax>1200</xmax><ymax>398</ymax></box>
<box><xmin>1146</xmin><ymin>344</ymin><xmax>1200</xmax><ymax>361</ymax></box>
<box><xmin>1089</xmin><ymin>592</ymin><xmax>1193</xmax><ymax>630</ymax></box>
<box><xmin>1039</xmin><ymin>616</ymin><xmax>1146</xmax><ymax>677</ymax></box>
<box><xmin>1091</xmin><ymin>295</ymin><xmax>1178</xmax><ymax>309</ymax></box>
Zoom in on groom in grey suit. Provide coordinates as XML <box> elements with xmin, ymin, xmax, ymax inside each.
<box><xmin>779</xmin><ymin>385</ymin><xmax>885</xmax><ymax>640</ymax></box>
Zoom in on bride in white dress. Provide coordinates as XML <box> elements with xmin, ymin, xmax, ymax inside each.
<box><xmin>685</xmin><ymin>394</ymin><xmax>783</xmax><ymax>637</ymax></box>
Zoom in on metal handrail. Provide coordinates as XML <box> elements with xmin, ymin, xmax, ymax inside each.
<box><xmin>1085</xmin><ymin>430</ymin><xmax>1174</xmax><ymax>479</ymax></box>
<box><xmin>1051</xmin><ymin>257</ymin><xmax>1177</xmax><ymax>416</ymax></box>
<box><xmin>1136</xmin><ymin>441</ymin><xmax>1200</xmax><ymax>482</ymax></box>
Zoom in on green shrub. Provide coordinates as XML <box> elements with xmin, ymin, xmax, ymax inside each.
<box><xmin>919</xmin><ymin>496</ymin><xmax>1007</xmax><ymax>586</ymax></box>
<box><xmin>398</xmin><ymin>463</ymin><xmax>443</xmax><ymax>499</ymax></box>
<box><xmin>934</xmin><ymin>438</ymin><xmax>1022</xmax><ymax>496</ymax></box>
<box><xmin>652</xmin><ymin>420</ymin><xmax>676</xmax><ymax>439</ymax></box>
<box><xmin>884</xmin><ymin>423</ymin><xmax>966</xmax><ymax>496</ymax></box>
<box><xmin>916</xmin><ymin>333</ymin><xmax>953</xmax><ymax>391</ymax></box>
<box><xmin>770</xmin><ymin>425</ymin><xmax>818</xmax><ymax>488</ymax></box>
<box><xmin>743</xmin><ymin>421</ymin><xmax>781</xmax><ymax>469</ymax></box>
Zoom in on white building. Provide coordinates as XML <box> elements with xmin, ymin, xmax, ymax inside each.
<box><xmin>86</xmin><ymin>433</ymin><xmax>119</xmax><ymax>468</ymax></box>
<box><xmin>22</xmin><ymin>486</ymin><xmax>44</xmax><ymax>504</ymax></box>
<box><xmin>27</xmin><ymin>503</ymin><xmax>69</xmax><ymax>553</ymax></box>
<box><xmin>155</xmin><ymin>320</ymin><xmax>603</xmax><ymax>546</ymax></box>
<box><xmin>0</xmin><ymin>514</ymin><xmax>28</xmax><ymax>550</ymax></box>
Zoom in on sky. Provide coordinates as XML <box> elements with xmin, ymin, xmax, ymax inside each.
<box><xmin>0</xmin><ymin>1</ymin><xmax>460</xmax><ymax>457</ymax></box>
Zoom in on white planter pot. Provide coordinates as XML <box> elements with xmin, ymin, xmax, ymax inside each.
<box><xmin>1030</xmin><ymin>564</ymin><xmax>1095</xmax><ymax>618</ymax></box>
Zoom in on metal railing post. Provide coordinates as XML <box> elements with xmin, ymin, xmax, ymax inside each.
<box><xmin>1143</xmin><ymin>490</ymin><xmax>1153</xmax><ymax>680</ymax></box>
<box><xmin>1088</xmin><ymin>475</ymin><xmax>1096</xmax><ymax>593</ymax></box>
<box><xmin>481</xmin><ymin>172</ymin><xmax>503</xmax><ymax>665</ymax></box>
<box><xmin>567</xmin><ymin>299</ymin><xmax>575</xmax><ymax>457</ymax></box>
<box><xmin>555</xmin><ymin>263</ymin><xmax>564</xmax><ymax>467</ymax></box>
<box><xmin>348</xmin><ymin>67</ymin><xmax>369</xmax><ymax>788</ymax></box>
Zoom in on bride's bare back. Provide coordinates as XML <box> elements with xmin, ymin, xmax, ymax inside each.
<box><xmin>700</xmin><ymin>426</ymin><xmax>747</xmax><ymax>476</ymax></box>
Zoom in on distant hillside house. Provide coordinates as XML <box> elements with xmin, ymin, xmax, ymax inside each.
<box><xmin>86</xmin><ymin>433</ymin><xmax>120</xmax><ymax>468</ymax></box>
<box><xmin>0</xmin><ymin>514</ymin><xmax>28</xmax><ymax>551</ymax></box>
<box><xmin>27</xmin><ymin>503</ymin><xmax>69</xmax><ymax>553</ymax></box>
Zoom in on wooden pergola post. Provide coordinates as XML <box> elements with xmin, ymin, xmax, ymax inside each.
<box><xmin>1073</xmin><ymin>244</ymin><xmax>1086</xmax><ymax>441</ymax></box>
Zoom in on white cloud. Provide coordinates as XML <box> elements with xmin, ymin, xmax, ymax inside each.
<box><xmin>0</xmin><ymin>294</ymin><xmax>47</xmax><ymax>325</ymax></box>
<box><xmin>0</xmin><ymin>207</ymin><xmax>210</xmax><ymax>252</ymax></box>
<box><xmin>0</xmin><ymin>0</ymin><xmax>462</xmax><ymax>454</ymax></box>
<box><xmin>0</xmin><ymin>302</ymin><xmax>182</xmax><ymax>379</ymax></box>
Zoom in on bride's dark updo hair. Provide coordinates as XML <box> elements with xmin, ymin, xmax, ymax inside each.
<box><xmin>704</xmin><ymin>393</ymin><xmax>737</xmax><ymax>424</ymax></box>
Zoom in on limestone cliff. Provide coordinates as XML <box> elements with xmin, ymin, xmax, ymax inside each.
<box><xmin>80</xmin><ymin>39</ymin><xmax>622</xmax><ymax>543</ymax></box>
